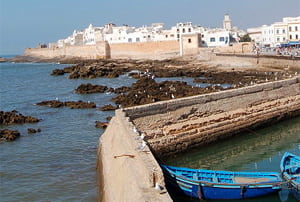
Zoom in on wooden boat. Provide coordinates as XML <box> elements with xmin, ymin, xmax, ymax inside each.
<box><xmin>161</xmin><ymin>165</ymin><xmax>282</xmax><ymax>200</ymax></box>
<box><xmin>280</xmin><ymin>152</ymin><xmax>300</xmax><ymax>200</ymax></box>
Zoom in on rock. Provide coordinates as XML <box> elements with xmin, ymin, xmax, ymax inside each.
<box><xmin>51</xmin><ymin>69</ymin><xmax>65</xmax><ymax>76</ymax></box>
<box><xmin>27</xmin><ymin>128</ymin><xmax>41</xmax><ymax>134</ymax></box>
<box><xmin>0</xmin><ymin>129</ymin><xmax>20</xmax><ymax>141</ymax></box>
<box><xmin>99</xmin><ymin>104</ymin><xmax>118</xmax><ymax>111</ymax></box>
<box><xmin>75</xmin><ymin>83</ymin><xmax>108</xmax><ymax>94</ymax></box>
<box><xmin>36</xmin><ymin>100</ymin><xmax>96</xmax><ymax>109</ymax></box>
<box><xmin>0</xmin><ymin>110</ymin><xmax>40</xmax><ymax>125</ymax></box>
<box><xmin>36</xmin><ymin>100</ymin><xmax>64</xmax><ymax>108</ymax></box>
<box><xmin>64</xmin><ymin>101</ymin><xmax>96</xmax><ymax>109</ymax></box>
<box><xmin>106</xmin><ymin>116</ymin><xmax>112</xmax><ymax>121</ymax></box>
<box><xmin>95</xmin><ymin>121</ymin><xmax>108</xmax><ymax>129</ymax></box>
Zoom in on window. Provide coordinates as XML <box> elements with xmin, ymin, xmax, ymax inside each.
<box><xmin>289</xmin><ymin>27</ymin><xmax>292</xmax><ymax>31</ymax></box>
<box><xmin>202</xmin><ymin>34</ymin><xmax>204</xmax><ymax>37</ymax></box>
<box><xmin>283</xmin><ymin>37</ymin><xmax>286</xmax><ymax>41</ymax></box>
<box><xmin>290</xmin><ymin>35</ymin><xmax>292</xmax><ymax>40</ymax></box>
<box><xmin>136</xmin><ymin>37</ymin><xmax>140</xmax><ymax>42</ymax></box>
<box><xmin>177</xmin><ymin>34</ymin><xmax>180</xmax><ymax>39</ymax></box>
<box><xmin>128</xmin><ymin>38</ymin><xmax>132</xmax><ymax>42</ymax></box>
<box><xmin>170</xmin><ymin>34</ymin><xmax>174</xmax><ymax>37</ymax></box>
<box><xmin>296</xmin><ymin>34</ymin><xmax>299</xmax><ymax>40</ymax></box>
<box><xmin>188</xmin><ymin>28</ymin><xmax>191</xmax><ymax>32</ymax></box>
<box><xmin>277</xmin><ymin>37</ymin><xmax>280</xmax><ymax>42</ymax></box>
<box><xmin>202</xmin><ymin>40</ymin><xmax>205</xmax><ymax>44</ymax></box>
<box><xmin>165</xmin><ymin>35</ymin><xmax>168</xmax><ymax>38</ymax></box>
<box><xmin>210</xmin><ymin>37</ymin><xmax>215</xmax><ymax>42</ymax></box>
<box><xmin>188</xmin><ymin>38</ymin><xmax>192</xmax><ymax>43</ymax></box>
<box><xmin>283</xmin><ymin>29</ymin><xmax>285</xmax><ymax>34</ymax></box>
<box><xmin>182</xmin><ymin>28</ymin><xmax>185</xmax><ymax>33</ymax></box>
<box><xmin>177</xmin><ymin>28</ymin><xmax>179</xmax><ymax>32</ymax></box>
<box><xmin>219</xmin><ymin>37</ymin><xmax>225</xmax><ymax>42</ymax></box>
<box><xmin>276</xmin><ymin>29</ymin><xmax>279</xmax><ymax>34</ymax></box>
<box><xmin>296</xmin><ymin>26</ymin><xmax>298</xmax><ymax>31</ymax></box>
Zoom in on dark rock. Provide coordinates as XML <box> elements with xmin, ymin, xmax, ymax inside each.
<box><xmin>51</xmin><ymin>69</ymin><xmax>65</xmax><ymax>76</ymax></box>
<box><xmin>95</xmin><ymin>121</ymin><xmax>108</xmax><ymax>129</ymax></box>
<box><xmin>106</xmin><ymin>116</ymin><xmax>112</xmax><ymax>121</ymax></box>
<box><xmin>27</xmin><ymin>128</ymin><xmax>41</xmax><ymax>134</ymax></box>
<box><xmin>36</xmin><ymin>100</ymin><xmax>64</xmax><ymax>108</ymax></box>
<box><xmin>99</xmin><ymin>104</ymin><xmax>118</xmax><ymax>111</ymax></box>
<box><xmin>75</xmin><ymin>83</ymin><xmax>108</xmax><ymax>94</ymax></box>
<box><xmin>0</xmin><ymin>111</ymin><xmax>40</xmax><ymax>125</ymax></box>
<box><xmin>64</xmin><ymin>101</ymin><xmax>96</xmax><ymax>109</ymax></box>
<box><xmin>0</xmin><ymin>129</ymin><xmax>20</xmax><ymax>141</ymax></box>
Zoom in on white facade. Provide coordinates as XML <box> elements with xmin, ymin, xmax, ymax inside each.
<box><xmin>83</xmin><ymin>24</ymin><xmax>104</xmax><ymax>45</ymax></box>
<box><xmin>201</xmin><ymin>29</ymin><xmax>231</xmax><ymax>47</ymax></box>
<box><xmin>248</xmin><ymin>16</ymin><xmax>300</xmax><ymax>47</ymax></box>
<box><xmin>51</xmin><ymin>14</ymin><xmax>241</xmax><ymax>48</ymax></box>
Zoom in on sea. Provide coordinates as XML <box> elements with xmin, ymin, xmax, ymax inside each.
<box><xmin>0</xmin><ymin>61</ymin><xmax>299</xmax><ymax>202</ymax></box>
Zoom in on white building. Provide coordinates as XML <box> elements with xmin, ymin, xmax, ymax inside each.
<box><xmin>201</xmin><ymin>29</ymin><xmax>232</xmax><ymax>47</ymax></box>
<box><xmin>248</xmin><ymin>16</ymin><xmax>300</xmax><ymax>47</ymax></box>
<box><xmin>223</xmin><ymin>14</ymin><xmax>232</xmax><ymax>31</ymax></box>
<box><xmin>83</xmin><ymin>24</ymin><xmax>104</xmax><ymax>45</ymax></box>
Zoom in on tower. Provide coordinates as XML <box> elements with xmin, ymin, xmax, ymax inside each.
<box><xmin>223</xmin><ymin>14</ymin><xmax>232</xmax><ymax>31</ymax></box>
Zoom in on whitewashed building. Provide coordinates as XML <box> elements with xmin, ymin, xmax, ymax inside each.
<box><xmin>83</xmin><ymin>24</ymin><xmax>104</xmax><ymax>45</ymax></box>
<box><xmin>248</xmin><ymin>16</ymin><xmax>300</xmax><ymax>47</ymax></box>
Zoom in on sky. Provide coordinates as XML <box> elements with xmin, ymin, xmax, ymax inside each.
<box><xmin>0</xmin><ymin>0</ymin><xmax>299</xmax><ymax>55</ymax></box>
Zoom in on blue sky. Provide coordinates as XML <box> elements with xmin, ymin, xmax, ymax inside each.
<box><xmin>0</xmin><ymin>0</ymin><xmax>299</xmax><ymax>55</ymax></box>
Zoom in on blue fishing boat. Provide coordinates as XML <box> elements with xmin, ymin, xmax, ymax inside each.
<box><xmin>280</xmin><ymin>152</ymin><xmax>300</xmax><ymax>200</ymax></box>
<box><xmin>161</xmin><ymin>165</ymin><xmax>282</xmax><ymax>200</ymax></box>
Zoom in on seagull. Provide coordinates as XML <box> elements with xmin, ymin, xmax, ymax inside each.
<box><xmin>171</xmin><ymin>94</ymin><xmax>175</xmax><ymax>99</ymax></box>
<box><xmin>155</xmin><ymin>183</ymin><xmax>162</xmax><ymax>191</ymax></box>
<box><xmin>137</xmin><ymin>140</ymin><xmax>147</xmax><ymax>150</ymax></box>
<box><xmin>133</xmin><ymin>127</ymin><xmax>138</xmax><ymax>133</ymax></box>
<box><xmin>55</xmin><ymin>97</ymin><xmax>59</xmax><ymax>101</ymax></box>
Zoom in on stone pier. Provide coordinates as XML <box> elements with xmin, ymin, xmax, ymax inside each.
<box><xmin>97</xmin><ymin>76</ymin><xmax>300</xmax><ymax>201</ymax></box>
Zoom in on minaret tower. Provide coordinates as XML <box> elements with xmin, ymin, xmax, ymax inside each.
<box><xmin>223</xmin><ymin>13</ymin><xmax>232</xmax><ymax>31</ymax></box>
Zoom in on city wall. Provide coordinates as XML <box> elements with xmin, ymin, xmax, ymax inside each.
<box><xmin>25</xmin><ymin>40</ymin><xmax>180</xmax><ymax>60</ymax></box>
<box><xmin>98</xmin><ymin>77</ymin><xmax>300</xmax><ymax>201</ymax></box>
<box><xmin>24</xmin><ymin>42</ymin><xmax>109</xmax><ymax>59</ymax></box>
<box><xmin>109</xmin><ymin>40</ymin><xmax>179</xmax><ymax>59</ymax></box>
<box><xmin>214</xmin><ymin>53</ymin><xmax>300</xmax><ymax>70</ymax></box>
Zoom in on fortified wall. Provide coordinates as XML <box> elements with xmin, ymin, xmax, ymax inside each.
<box><xmin>98</xmin><ymin>77</ymin><xmax>300</xmax><ymax>201</ymax></box>
<box><xmin>25</xmin><ymin>40</ymin><xmax>180</xmax><ymax>60</ymax></box>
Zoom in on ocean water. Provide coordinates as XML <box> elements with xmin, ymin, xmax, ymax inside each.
<box><xmin>0</xmin><ymin>62</ymin><xmax>299</xmax><ymax>201</ymax></box>
<box><xmin>0</xmin><ymin>62</ymin><xmax>135</xmax><ymax>201</ymax></box>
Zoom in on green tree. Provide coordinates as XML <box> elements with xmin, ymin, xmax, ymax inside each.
<box><xmin>239</xmin><ymin>34</ymin><xmax>252</xmax><ymax>42</ymax></box>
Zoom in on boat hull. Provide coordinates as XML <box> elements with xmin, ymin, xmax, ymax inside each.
<box><xmin>280</xmin><ymin>152</ymin><xmax>300</xmax><ymax>201</ymax></box>
<box><xmin>162</xmin><ymin>165</ymin><xmax>282</xmax><ymax>200</ymax></box>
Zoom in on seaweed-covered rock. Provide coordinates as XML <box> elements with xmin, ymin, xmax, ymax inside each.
<box><xmin>99</xmin><ymin>104</ymin><xmax>118</xmax><ymax>111</ymax></box>
<box><xmin>0</xmin><ymin>129</ymin><xmax>20</xmax><ymax>141</ymax></box>
<box><xmin>95</xmin><ymin>121</ymin><xmax>108</xmax><ymax>129</ymax></box>
<box><xmin>64</xmin><ymin>101</ymin><xmax>96</xmax><ymax>109</ymax></box>
<box><xmin>0</xmin><ymin>111</ymin><xmax>40</xmax><ymax>125</ymax></box>
<box><xmin>75</xmin><ymin>83</ymin><xmax>108</xmax><ymax>94</ymax></box>
<box><xmin>27</xmin><ymin>128</ymin><xmax>41</xmax><ymax>134</ymax></box>
<box><xmin>51</xmin><ymin>69</ymin><xmax>65</xmax><ymax>76</ymax></box>
<box><xmin>36</xmin><ymin>100</ymin><xmax>64</xmax><ymax>108</ymax></box>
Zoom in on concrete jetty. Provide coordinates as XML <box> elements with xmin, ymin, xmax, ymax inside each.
<box><xmin>97</xmin><ymin>76</ymin><xmax>300</xmax><ymax>201</ymax></box>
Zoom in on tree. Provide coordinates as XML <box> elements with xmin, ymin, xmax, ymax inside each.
<box><xmin>239</xmin><ymin>34</ymin><xmax>252</xmax><ymax>42</ymax></box>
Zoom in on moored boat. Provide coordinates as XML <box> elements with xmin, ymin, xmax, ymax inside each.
<box><xmin>280</xmin><ymin>152</ymin><xmax>300</xmax><ymax>200</ymax></box>
<box><xmin>161</xmin><ymin>165</ymin><xmax>282</xmax><ymax>200</ymax></box>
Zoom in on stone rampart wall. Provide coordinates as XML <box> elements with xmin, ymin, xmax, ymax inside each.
<box><xmin>214</xmin><ymin>53</ymin><xmax>300</xmax><ymax>69</ymax></box>
<box><xmin>125</xmin><ymin>77</ymin><xmax>300</xmax><ymax>157</ymax></box>
<box><xmin>25</xmin><ymin>42</ymin><xmax>108</xmax><ymax>59</ymax></box>
<box><xmin>109</xmin><ymin>40</ymin><xmax>179</xmax><ymax>59</ymax></box>
<box><xmin>125</xmin><ymin>77</ymin><xmax>300</xmax><ymax>119</ymax></box>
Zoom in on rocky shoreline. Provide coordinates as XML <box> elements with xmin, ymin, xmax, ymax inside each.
<box><xmin>48</xmin><ymin>58</ymin><xmax>298</xmax><ymax>108</ymax></box>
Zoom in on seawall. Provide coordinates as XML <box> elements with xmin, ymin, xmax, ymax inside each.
<box><xmin>98</xmin><ymin>77</ymin><xmax>300</xmax><ymax>201</ymax></box>
<box><xmin>97</xmin><ymin>110</ymin><xmax>172</xmax><ymax>202</ymax></box>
